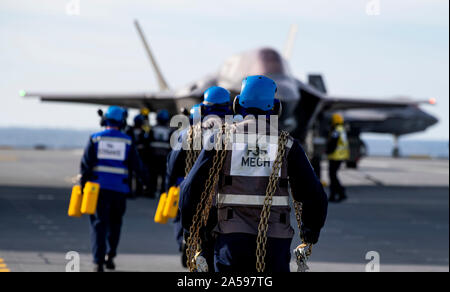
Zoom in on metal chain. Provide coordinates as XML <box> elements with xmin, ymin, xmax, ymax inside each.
<box><xmin>293</xmin><ymin>200</ymin><xmax>312</xmax><ymax>256</ymax></box>
<box><xmin>200</xmin><ymin>125</ymin><xmax>231</xmax><ymax>227</ymax></box>
<box><xmin>186</xmin><ymin>124</ymin><xmax>229</xmax><ymax>271</ymax></box>
<box><xmin>185</xmin><ymin>124</ymin><xmax>202</xmax><ymax>177</ymax></box>
<box><xmin>184</xmin><ymin>126</ymin><xmax>194</xmax><ymax>177</ymax></box>
<box><xmin>255</xmin><ymin>131</ymin><xmax>289</xmax><ymax>272</ymax></box>
<box><xmin>185</xmin><ymin>124</ymin><xmax>230</xmax><ymax>271</ymax></box>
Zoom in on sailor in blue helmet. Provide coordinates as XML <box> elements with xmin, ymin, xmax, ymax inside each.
<box><xmin>126</xmin><ymin>113</ymin><xmax>151</xmax><ymax>198</ymax></box>
<box><xmin>180</xmin><ymin>76</ymin><xmax>328</xmax><ymax>272</ymax></box>
<box><xmin>148</xmin><ymin>109</ymin><xmax>173</xmax><ymax>198</ymax></box>
<box><xmin>80</xmin><ymin>106</ymin><xmax>148</xmax><ymax>272</ymax></box>
<box><xmin>166</xmin><ymin>86</ymin><xmax>232</xmax><ymax>270</ymax></box>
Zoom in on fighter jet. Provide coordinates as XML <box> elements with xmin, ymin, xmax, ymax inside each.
<box><xmin>22</xmin><ymin>21</ymin><xmax>438</xmax><ymax>166</ymax></box>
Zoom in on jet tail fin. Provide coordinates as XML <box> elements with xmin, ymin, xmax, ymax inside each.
<box><xmin>134</xmin><ymin>19</ymin><xmax>170</xmax><ymax>91</ymax></box>
<box><xmin>308</xmin><ymin>74</ymin><xmax>327</xmax><ymax>94</ymax></box>
<box><xmin>283</xmin><ymin>24</ymin><xmax>298</xmax><ymax>60</ymax></box>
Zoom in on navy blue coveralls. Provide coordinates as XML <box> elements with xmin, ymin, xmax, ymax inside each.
<box><xmin>166</xmin><ymin>125</ymin><xmax>220</xmax><ymax>269</ymax></box>
<box><xmin>165</xmin><ymin>142</ymin><xmax>186</xmax><ymax>250</ymax></box>
<box><xmin>149</xmin><ymin>124</ymin><xmax>173</xmax><ymax>197</ymax></box>
<box><xmin>81</xmin><ymin>128</ymin><xmax>146</xmax><ymax>265</ymax></box>
<box><xmin>126</xmin><ymin>125</ymin><xmax>151</xmax><ymax>197</ymax></box>
<box><xmin>179</xmin><ymin>135</ymin><xmax>328</xmax><ymax>272</ymax></box>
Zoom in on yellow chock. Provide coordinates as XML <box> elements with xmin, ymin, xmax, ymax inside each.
<box><xmin>81</xmin><ymin>182</ymin><xmax>100</xmax><ymax>215</ymax></box>
<box><xmin>154</xmin><ymin>192</ymin><xmax>169</xmax><ymax>224</ymax></box>
<box><xmin>163</xmin><ymin>186</ymin><xmax>180</xmax><ymax>219</ymax></box>
<box><xmin>68</xmin><ymin>185</ymin><xmax>83</xmax><ymax>217</ymax></box>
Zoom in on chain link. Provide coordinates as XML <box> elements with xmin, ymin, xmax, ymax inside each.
<box><xmin>255</xmin><ymin>131</ymin><xmax>289</xmax><ymax>272</ymax></box>
<box><xmin>293</xmin><ymin>200</ymin><xmax>312</xmax><ymax>257</ymax></box>
<box><xmin>185</xmin><ymin>124</ymin><xmax>201</xmax><ymax>177</ymax></box>
<box><xmin>185</xmin><ymin>124</ymin><xmax>231</xmax><ymax>271</ymax></box>
<box><xmin>185</xmin><ymin>128</ymin><xmax>311</xmax><ymax>272</ymax></box>
<box><xmin>200</xmin><ymin>125</ymin><xmax>231</xmax><ymax>227</ymax></box>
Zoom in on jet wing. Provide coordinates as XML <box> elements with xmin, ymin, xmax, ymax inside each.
<box><xmin>22</xmin><ymin>91</ymin><xmax>202</xmax><ymax>114</ymax></box>
<box><xmin>298</xmin><ymin>75</ymin><xmax>436</xmax><ymax>111</ymax></box>
<box><xmin>293</xmin><ymin>79</ymin><xmax>437</xmax><ymax>139</ymax></box>
<box><xmin>321</xmin><ymin>96</ymin><xmax>435</xmax><ymax>111</ymax></box>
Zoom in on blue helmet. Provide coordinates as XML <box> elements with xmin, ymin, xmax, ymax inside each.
<box><xmin>237</xmin><ymin>75</ymin><xmax>277</xmax><ymax>111</ymax></box>
<box><xmin>133</xmin><ymin>114</ymin><xmax>145</xmax><ymax>127</ymax></box>
<box><xmin>105</xmin><ymin>106</ymin><xmax>127</xmax><ymax>126</ymax></box>
<box><xmin>203</xmin><ymin>86</ymin><xmax>230</xmax><ymax>105</ymax></box>
<box><xmin>156</xmin><ymin>109</ymin><xmax>170</xmax><ymax>124</ymax></box>
<box><xmin>201</xmin><ymin>86</ymin><xmax>232</xmax><ymax>117</ymax></box>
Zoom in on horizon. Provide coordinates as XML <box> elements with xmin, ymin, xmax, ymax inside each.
<box><xmin>0</xmin><ymin>125</ymin><xmax>449</xmax><ymax>143</ymax></box>
<box><xmin>1</xmin><ymin>0</ymin><xmax>448</xmax><ymax>140</ymax></box>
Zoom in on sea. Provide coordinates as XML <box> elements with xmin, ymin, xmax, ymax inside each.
<box><xmin>0</xmin><ymin>127</ymin><xmax>448</xmax><ymax>159</ymax></box>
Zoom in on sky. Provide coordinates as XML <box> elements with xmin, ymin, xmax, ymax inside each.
<box><xmin>0</xmin><ymin>0</ymin><xmax>448</xmax><ymax>140</ymax></box>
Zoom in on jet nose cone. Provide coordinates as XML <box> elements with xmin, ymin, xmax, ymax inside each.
<box><xmin>269</xmin><ymin>77</ymin><xmax>300</xmax><ymax>119</ymax></box>
<box><xmin>271</xmin><ymin>77</ymin><xmax>299</xmax><ymax>103</ymax></box>
<box><xmin>427</xmin><ymin>114</ymin><xmax>439</xmax><ymax>127</ymax></box>
<box><xmin>420</xmin><ymin>110</ymin><xmax>439</xmax><ymax>129</ymax></box>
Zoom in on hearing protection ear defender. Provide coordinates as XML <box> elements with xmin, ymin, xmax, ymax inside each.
<box><xmin>120</xmin><ymin>108</ymin><xmax>128</xmax><ymax>130</ymax></box>
<box><xmin>232</xmin><ymin>95</ymin><xmax>240</xmax><ymax>115</ymax></box>
<box><xmin>272</xmin><ymin>98</ymin><xmax>282</xmax><ymax>116</ymax></box>
<box><xmin>98</xmin><ymin>109</ymin><xmax>106</xmax><ymax>127</ymax></box>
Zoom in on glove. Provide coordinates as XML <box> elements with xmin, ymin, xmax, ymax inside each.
<box><xmin>301</xmin><ymin>227</ymin><xmax>320</xmax><ymax>245</ymax></box>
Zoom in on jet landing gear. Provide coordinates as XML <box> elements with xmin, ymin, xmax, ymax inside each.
<box><xmin>392</xmin><ymin>135</ymin><xmax>400</xmax><ymax>158</ymax></box>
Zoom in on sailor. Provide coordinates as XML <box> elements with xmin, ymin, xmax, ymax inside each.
<box><xmin>326</xmin><ymin>113</ymin><xmax>349</xmax><ymax>202</ymax></box>
<box><xmin>80</xmin><ymin>106</ymin><xmax>147</xmax><ymax>272</ymax></box>
<box><xmin>166</xmin><ymin>86</ymin><xmax>232</xmax><ymax>269</ymax></box>
<box><xmin>126</xmin><ymin>113</ymin><xmax>151</xmax><ymax>197</ymax></box>
<box><xmin>148</xmin><ymin>109</ymin><xmax>172</xmax><ymax>198</ymax></box>
<box><xmin>180</xmin><ymin>76</ymin><xmax>328</xmax><ymax>272</ymax></box>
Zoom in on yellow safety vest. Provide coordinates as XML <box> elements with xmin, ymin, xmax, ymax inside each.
<box><xmin>328</xmin><ymin>125</ymin><xmax>350</xmax><ymax>161</ymax></box>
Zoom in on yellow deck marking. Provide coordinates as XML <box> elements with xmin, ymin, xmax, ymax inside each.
<box><xmin>0</xmin><ymin>258</ymin><xmax>10</xmax><ymax>272</ymax></box>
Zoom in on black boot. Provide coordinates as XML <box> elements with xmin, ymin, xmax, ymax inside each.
<box><xmin>338</xmin><ymin>188</ymin><xmax>347</xmax><ymax>202</ymax></box>
<box><xmin>94</xmin><ymin>264</ymin><xmax>104</xmax><ymax>272</ymax></box>
<box><xmin>105</xmin><ymin>256</ymin><xmax>116</xmax><ymax>270</ymax></box>
<box><xmin>181</xmin><ymin>242</ymin><xmax>188</xmax><ymax>268</ymax></box>
<box><xmin>338</xmin><ymin>194</ymin><xmax>347</xmax><ymax>202</ymax></box>
<box><xmin>328</xmin><ymin>194</ymin><xmax>338</xmax><ymax>202</ymax></box>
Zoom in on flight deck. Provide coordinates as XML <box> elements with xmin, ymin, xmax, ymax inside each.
<box><xmin>0</xmin><ymin>149</ymin><xmax>448</xmax><ymax>272</ymax></box>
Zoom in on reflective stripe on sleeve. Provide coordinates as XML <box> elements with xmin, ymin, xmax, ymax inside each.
<box><xmin>217</xmin><ymin>194</ymin><xmax>289</xmax><ymax>206</ymax></box>
<box><xmin>93</xmin><ymin>166</ymin><xmax>129</xmax><ymax>175</ymax></box>
<box><xmin>149</xmin><ymin>141</ymin><xmax>171</xmax><ymax>149</ymax></box>
<box><xmin>92</xmin><ymin>136</ymin><xmax>132</xmax><ymax>145</ymax></box>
